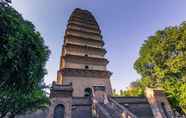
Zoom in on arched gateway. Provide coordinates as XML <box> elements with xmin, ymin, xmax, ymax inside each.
<box><xmin>54</xmin><ymin>104</ymin><xmax>65</xmax><ymax>118</ymax></box>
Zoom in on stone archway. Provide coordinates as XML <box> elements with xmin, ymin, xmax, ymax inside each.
<box><xmin>54</xmin><ymin>104</ymin><xmax>65</xmax><ymax>118</ymax></box>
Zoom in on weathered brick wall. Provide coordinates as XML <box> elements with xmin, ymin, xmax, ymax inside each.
<box><xmin>48</xmin><ymin>97</ymin><xmax>72</xmax><ymax>118</ymax></box>
<box><xmin>145</xmin><ymin>88</ymin><xmax>174</xmax><ymax>118</ymax></box>
<box><xmin>64</xmin><ymin>77</ymin><xmax>112</xmax><ymax>97</ymax></box>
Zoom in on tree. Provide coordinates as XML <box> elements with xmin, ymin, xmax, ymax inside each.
<box><xmin>119</xmin><ymin>78</ymin><xmax>150</xmax><ymax>96</ymax></box>
<box><xmin>0</xmin><ymin>4</ymin><xmax>50</xmax><ymax>117</ymax></box>
<box><xmin>112</xmin><ymin>89</ymin><xmax>119</xmax><ymax>96</ymax></box>
<box><xmin>132</xmin><ymin>22</ymin><xmax>186</xmax><ymax>113</ymax></box>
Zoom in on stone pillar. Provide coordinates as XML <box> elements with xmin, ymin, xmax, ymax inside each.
<box><xmin>48</xmin><ymin>82</ymin><xmax>73</xmax><ymax>118</ymax></box>
<box><xmin>145</xmin><ymin>87</ymin><xmax>174</xmax><ymax>118</ymax></box>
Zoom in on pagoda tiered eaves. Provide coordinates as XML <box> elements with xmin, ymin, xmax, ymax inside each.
<box><xmin>67</xmin><ymin>25</ymin><xmax>101</xmax><ymax>35</ymax></box>
<box><xmin>57</xmin><ymin>8</ymin><xmax>112</xmax><ymax>97</ymax></box>
<box><xmin>59</xmin><ymin>68</ymin><xmax>112</xmax><ymax>78</ymax></box>
<box><xmin>71</xmin><ymin>9</ymin><xmax>97</xmax><ymax>23</ymax></box>
<box><xmin>65</xmin><ymin>29</ymin><xmax>102</xmax><ymax>41</ymax></box>
<box><xmin>64</xmin><ymin>35</ymin><xmax>104</xmax><ymax>47</ymax></box>
<box><xmin>68</xmin><ymin>8</ymin><xmax>100</xmax><ymax>32</ymax></box>
<box><xmin>64</xmin><ymin>43</ymin><xmax>107</xmax><ymax>55</ymax></box>
<box><xmin>63</xmin><ymin>54</ymin><xmax>109</xmax><ymax>66</ymax></box>
<box><xmin>68</xmin><ymin>21</ymin><xmax>100</xmax><ymax>31</ymax></box>
<box><xmin>69</xmin><ymin>17</ymin><xmax>97</xmax><ymax>26</ymax></box>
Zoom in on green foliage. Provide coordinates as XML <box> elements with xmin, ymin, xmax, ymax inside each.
<box><xmin>117</xmin><ymin>78</ymin><xmax>151</xmax><ymax>96</ymax></box>
<box><xmin>120</xmin><ymin>88</ymin><xmax>143</xmax><ymax>96</ymax></box>
<box><xmin>0</xmin><ymin>4</ymin><xmax>50</xmax><ymax>117</ymax></box>
<box><xmin>131</xmin><ymin>22</ymin><xmax>186</xmax><ymax>113</ymax></box>
<box><xmin>112</xmin><ymin>89</ymin><xmax>119</xmax><ymax>96</ymax></box>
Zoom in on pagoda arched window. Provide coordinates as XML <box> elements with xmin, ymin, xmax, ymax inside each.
<box><xmin>85</xmin><ymin>65</ymin><xmax>89</xmax><ymax>69</ymax></box>
<box><xmin>84</xmin><ymin>87</ymin><xmax>92</xmax><ymax>97</ymax></box>
<box><xmin>54</xmin><ymin>104</ymin><xmax>65</xmax><ymax>118</ymax></box>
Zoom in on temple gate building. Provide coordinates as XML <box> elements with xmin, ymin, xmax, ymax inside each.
<box><xmin>47</xmin><ymin>8</ymin><xmax>175</xmax><ymax>118</ymax></box>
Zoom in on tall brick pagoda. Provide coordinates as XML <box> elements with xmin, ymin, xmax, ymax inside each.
<box><xmin>56</xmin><ymin>8</ymin><xmax>112</xmax><ymax>97</ymax></box>
<box><xmin>47</xmin><ymin>8</ymin><xmax>174</xmax><ymax>118</ymax></box>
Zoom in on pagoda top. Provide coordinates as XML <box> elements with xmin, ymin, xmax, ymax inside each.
<box><xmin>74</xmin><ymin>8</ymin><xmax>90</xmax><ymax>13</ymax></box>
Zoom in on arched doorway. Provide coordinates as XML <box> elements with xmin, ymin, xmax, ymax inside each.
<box><xmin>84</xmin><ymin>88</ymin><xmax>92</xmax><ymax>97</ymax></box>
<box><xmin>54</xmin><ymin>104</ymin><xmax>65</xmax><ymax>118</ymax></box>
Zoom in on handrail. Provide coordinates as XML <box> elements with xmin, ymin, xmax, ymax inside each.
<box><xmin>95</xmin><ymin>103</ymin><xmax>112</xmax><ymax>118</ymax></box>
<box><xmin>109</xmin><ymin>97</ymin><xmax>138</xmax><ymax>118</ymax></box>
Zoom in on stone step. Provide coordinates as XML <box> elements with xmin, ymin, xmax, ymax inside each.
<box><xmin>101</xmin><ymin>103</ymin><xmax>122</xmax><ymax>118</ymax></box>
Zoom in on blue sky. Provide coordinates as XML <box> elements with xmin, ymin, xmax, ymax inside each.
<box><xmin>12</xmin><ymin>0</ymin><xmax>186</xmax><ymax>91</ymax></box>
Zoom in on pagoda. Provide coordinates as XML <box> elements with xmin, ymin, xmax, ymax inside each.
<box><xmin>48</xmin><ymin>8</ymin><xmax>174</xmax><ymax>118</ymax></box>
<box><xmin>56</xmin><ymin>8</ymin><xmax>112</xmax><ymax>97</ymax></box>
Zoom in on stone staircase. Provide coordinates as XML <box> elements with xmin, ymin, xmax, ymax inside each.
<box><xmin>93</xmin><ymin>95</ymin><xmax>138</xmax><ymax>118</ymax></box>
<box><xmin>100</xmin><ymin>103</ymin><xmax>122</xmax><ymax>118</ymax></box>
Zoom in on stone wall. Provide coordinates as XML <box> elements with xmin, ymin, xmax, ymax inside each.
<box><xmin>145</xmin><ymin>87</ymin><xmax>174</xmax><ymax>118</ymax></box>
<box><xmin>48</xmin><ymin>97</ymin><xmax>72</xmax><ymax>118</ymax></box>
<box><xmin>64</xmin><ymin>77</ymin><xmax>112</xmax><ymax>97</ymax></box>
<box><xmin>15</xmin><ymin>109</ymin><xmax>48</xmax><ymax>118</ymax></box>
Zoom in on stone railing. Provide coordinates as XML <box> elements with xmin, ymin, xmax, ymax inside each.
<box><xmin>92</xmin><ymin>92</ymin><xmax>138</xmax><ymax>118</ymax></box>
<box><xmin>109</xmin><ymin>97</ymin><xmax>138</xmax><ymax>118</ymax></box>
<box><xmin>95</xmin><ymin>103</ymin><xmax>112</xmax><ymax>118</ymax></box>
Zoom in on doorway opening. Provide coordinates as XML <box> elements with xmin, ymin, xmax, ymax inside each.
<box><xmin>54</xmin><ymin>104</ymin><xmax>65</xmax><ymax>118</ymax></box>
